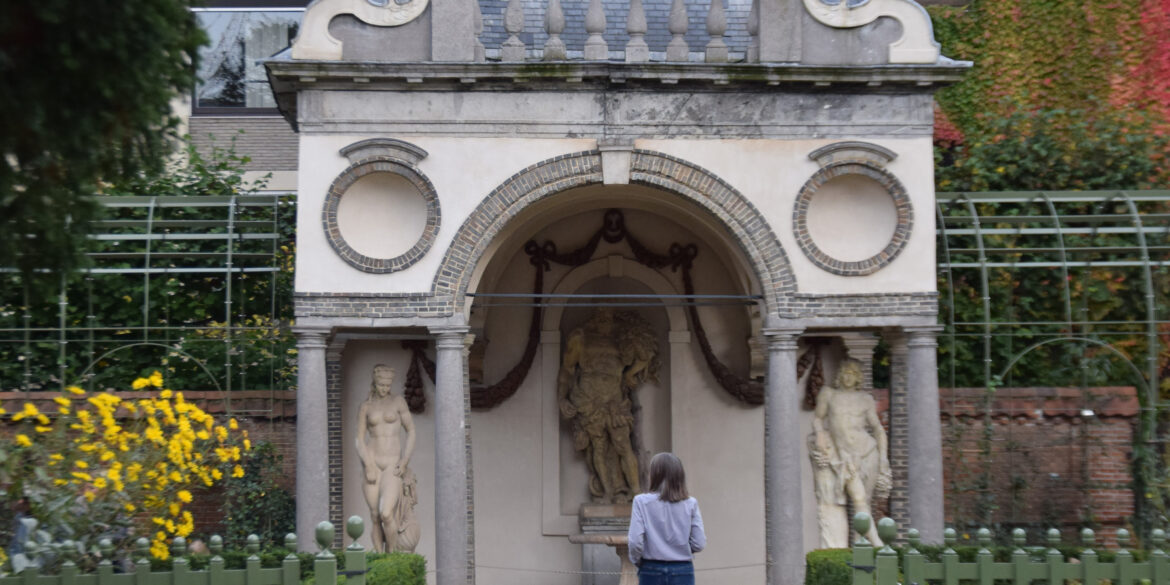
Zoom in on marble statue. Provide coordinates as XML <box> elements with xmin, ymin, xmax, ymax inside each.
<box><xmin>809</xmin><ymin>359</ymin><xmax>891</xmax><ymax>547</ymax></box>
<box><xmin>356</xmin><ymin>364</ymin><xmax>421</xmax><ymax>553</ymax></box>
<box><xmin>559</xmin><ymin>308</ymin><xmax>660</xmax><ymax>504</ymax></box>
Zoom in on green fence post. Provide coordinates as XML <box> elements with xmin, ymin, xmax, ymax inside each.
<box><xmin>904</xmin><ymin>528</ymin><xmax>925</xmax><ymax>585</ymax></box>
<box><xmin>245</xmin><ymin>535</ymin><xmax>262</xmax><ymax>585</ymax></box>
<box><xmin>875</xmin><ymin>518</ymin><xmax>898</xmax><ymax>585</ymax></box>
<box><xmin>1046</xmin><ymin>528</ymin><xmax>1064</xmax><ymax>585</ymax></box>
<box><xmin>1116</xmin><ymin>528</ymin><xmax>1135</xmax><ymax>585</ymax></box>
<box><xmin>209</xmin><ymin>536</ymin><xmax>225</xmax><ymax>585</ymax></box>
<box><xmin>19</xmin><ymin>541</ymin><xmax>41</xmax><ymax>585</ymax></box>
<box><xmin>976</xmin><ymin>528</ymin><xmax>993</xmax><ymax>585</ymax></box>
<box><xmin>59</xmin><ymin>540</ymin><xmax>79</xmax><ymax>582</ymax></box>
<box><xmin>282</xmin><ymin>534</ymin><xmax>300</xmax><ymax>585</ymax></box>
<box><xmin>851</xmin><ymin>513</ymin><xmax>875</xmax><ymax>585</ymax></box>
<box><xmin>1081</xmin><ymin>528</ymin><xmax>1105</xmax><ymax>585</ymax></box>
<box><xmin>1152</xmin><ymin>529</ymin><xmax>1168</xmax><ymax>585</ymax></box>
<box><xmin>97</xmin><ymin>538</ymin><xmax>115</xmax><ymax>585</ymax></box>
<box><xmin>1010</xmin><ymin>528</ymin><xmax>1030</xmax><ymax>585</ymax></box>
<box><xmin>314</xmin><ymin>522</ymin><xmax>337</xmax><ymax>585</ymax></box>
<box><xmin>942</xmin><ymin>528</ymin><xmax>959</xmax><ymax>585</ymax></box>
<box><xmin>134</xmin><ymin>537</ymin><xmax>152</xmax><ymax>585</ymax></box>
<box><xmin>171</xmin><ymin>537</ymin><xmax>188</xmax><ymax>585</ymax></box>
<box><xmin>344</xmin><ymin>516</ymin><xmax>367</xmax><ymax>585</ymax></box>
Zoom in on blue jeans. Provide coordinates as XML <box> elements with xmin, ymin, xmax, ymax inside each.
<box><xmin>638</xmin><ymin>559</ymin><xmax>695</xmax><ymax>585</ymax></box>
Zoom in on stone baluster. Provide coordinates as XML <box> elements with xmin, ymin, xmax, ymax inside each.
<box><xmin>705</xmin><ymin>0</ymin><xmax>728</xmax><ymax>62</ymax></box>
<box><xmin>544</xmin><ymin>0</ymin><xmax>567</xmax><ymax>60</ymax></box>
<box><xmin>473</xmin><ymin>0</ymin><xmax>485</xmax><ymax>62</ymax></box>
<box><xmin>584</xmin><ymin>0</ymin><xmax>608</xmax><ymax>60</ymax></box>
<box><xmin>747</xmin><ymin>0</ymin><xmax>759</xmax><ymax>62</ymax></box>
<box><xmin>666</xmin><ymin>0</ymin><xmax>689</xmax><ymax>62</ymax></box>
<box><xmin>626</xmin><ymin>0</ymin><xmax>649</xmax><ymax>62</ymax></box>
<box><xmin>501</xmin><ymin>0</ymin><xmax>526</xmax><ymax>62</ymax></box>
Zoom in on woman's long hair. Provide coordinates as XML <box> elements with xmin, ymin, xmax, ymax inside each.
<box><xmin>648</xmin><ymin>452</ymin><xmax>689</xmax><ymax>503</ymax></box>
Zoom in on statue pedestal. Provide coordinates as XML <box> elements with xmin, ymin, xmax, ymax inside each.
<box><xmin>570</xmin><ymin>504</ymin><xmax>635</xmax><ymax>585</ymax></box>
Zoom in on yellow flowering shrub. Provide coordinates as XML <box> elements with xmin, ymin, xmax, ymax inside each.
<box><xmin>1</xmin><ymin>373</ymin><xmax>250</xmax><ymax>569</ymax></box>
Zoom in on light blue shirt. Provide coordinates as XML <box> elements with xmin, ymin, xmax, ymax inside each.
<box><xmin>627</xmin><ymin>493</ymin><xmax>706</xmax><ymax>565</ymax></box>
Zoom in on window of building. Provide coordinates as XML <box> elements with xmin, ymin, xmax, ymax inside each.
<box><xmin>193</xmin><ymin>1</ymin><xmax>308</xmax><ymax>114</ymax></box>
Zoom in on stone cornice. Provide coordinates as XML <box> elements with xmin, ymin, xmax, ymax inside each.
<box><xmin>265</xmin><ymin>59</ymin><xmax>970</xmax><ymax>129</ymax></box>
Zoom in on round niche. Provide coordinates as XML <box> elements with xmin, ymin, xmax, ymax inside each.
<box><xmin>793</xmin><ymin>162</ymin><xmax>913</xmax><ymax>276</ymax></box>
<box><xmin>322</xmin><ymin>157</ymin><xmax>440</xmax><ymax>273</ymax></box>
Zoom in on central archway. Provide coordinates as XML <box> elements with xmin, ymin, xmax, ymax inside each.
<box><xmin>432</xmin><ymin>149</ymin><xmax>796</xmax><ymax>317</ymax></box>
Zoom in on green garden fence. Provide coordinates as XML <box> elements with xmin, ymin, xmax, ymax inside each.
<box><xmin>850</xmin><ymin>512</ymin><xmax>1170</xmax><ymax>585</ymax></box>
<box><xmin>4</xmin><ymin>519</ymin><xmax>366</xmax><ymax>585</ymax></box>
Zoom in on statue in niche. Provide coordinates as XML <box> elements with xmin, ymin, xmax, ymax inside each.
<box><xmin>559</xmin><ymin>308</ymin><xmax>660</xmax><ymax>504</ymax></box>
<box><xmin>356</xmin><ymin>364</ymin><xmax>421</xmax><ymax>553</ymax></box>
<box><xmin>809</xmin><ymin>359</ymin><xmax>891</xmax><ymax>547</ymax></box>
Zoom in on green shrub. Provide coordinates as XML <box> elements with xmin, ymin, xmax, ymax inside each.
<box><xmin>367</xmin><ymin>553</ymin><xmax>426</xmax><ymax>585</ymax></box>
<box><xmin>805</xmin><ymin>548</ymin><xmax>851</xmax><ymax>585</ymax></box>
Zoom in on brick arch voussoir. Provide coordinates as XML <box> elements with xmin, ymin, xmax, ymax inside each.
<box><xmin>433</xmin><ymin>149</ymin><xmax>792</xmax><ymax>315</ymax></box>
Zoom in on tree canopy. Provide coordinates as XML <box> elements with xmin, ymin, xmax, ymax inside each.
<box><xmin>0</xmin><ymin>0</ymin><xmax>205</xmax><ymax>277</ymax></box>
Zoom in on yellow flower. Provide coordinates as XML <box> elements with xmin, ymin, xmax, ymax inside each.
<box><xmin>75</xmin><ymin>460</ymin><xmax>89</xmax><ymax>469</ymax></box>
<box><xmin>49</xmin><ymin>453</ymin><xmax>64</xmax><ymax>461</ymax></box>
<box><xmin>15</xmin><ymin>434</ymin><xmax>31</xmax><ymax>447</ymax></box>
<box><xmin>53</xmin><ymin>397</ymin><xmax>71</xmax><ymax>407</ymax></box>
<box><xmin>84</xmin><ymin>492</ymin><xmax>96</xmax><ymax>503</ymax></box>
<box><xmin>35</xmin><ymin>414</ymin><xmax>49</xmax><ymax>425</ymax></box>
<box><xmin>93</xmin><ymin>477</ymin><xmax>108</xmax><ymax>489</ymax></box>
<box><xmin>149</xmin><ymin>371</ymin><xmax>164</xmax><ymax>388</ymax></box>
<box><xmin>125</xmin><ymin>503</ymin><xmax>136</xmax><ymax>513</ymax></box>
<box><xmin>53</xmin><ymin>479</ymin><xmax>68</xmax><ymax>486</ymax></box>
<box><xmin>12</xmin><ymin>402</ymin><xmax>39</xmax><ymax>422</ymax></box>
<box><xmin>35</xmin><ymin>425</ymin><xmax>51</xmax><ymax>433</ymax></box>
<box><xmin>228</xmin><ymin>418</ymin><xmax>238</xmax><ymax>430</ymax></box>
<box><xmin>159</xmin><ymin>389</ymin><xmax>173</xmax><ymax>399</ymax></box>
<box><xmin>177</xmin><ymin>490</ymin><xmax>192</xmax><ymax>503</ymax></box>
<box><xmin>231</xmin><ymin>465</ymin><xmax>244</xmax><ymax>478</ymax></box>
<box><xmin>66</xmin><ymin>385</ymin><xmax>85</xmax><ymax>396</ymax></box>
<box><xmin>243</xmin><ymin>439</ymin><xmax>251</xmax><ymax>451</ymax></box>
<box><xmin>169</xmin><ymin>503</ymin><xmax>180</xmax><ymax>517</ymax></box>
<box><xmin>132</xmin><ymin>378</ymin><xmax>151</xmax><ymax>390</ymax></box>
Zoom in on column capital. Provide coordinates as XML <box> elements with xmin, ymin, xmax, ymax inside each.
<box><xmin>293</xmin><ymin>327</ymin><xmax>330</xmax><ymax>349</ymax></box>
<box><xmin>904</xmin><ymin>325</ymin><xmax>943</xmax><ymax>348</ymax></box>
<box><xmin>431</xmin><ymin>325</ymin><xmax>470</xmax><ymax>349</ymax></box>
<box><xmin>762</xmin><ymin>327</ymin><xmax>802</xmax><ymax>351</ymax></box>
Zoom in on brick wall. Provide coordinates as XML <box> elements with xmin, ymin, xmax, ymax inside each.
<box><xmin>873</xmin><ymin>386</ymin><xmax>1138</xmax><ymax>536</ymax></box>
<box><xmin>189</xmin><ymin>117</ymin><xmax>298</xmax><ymax>171</ymax></box>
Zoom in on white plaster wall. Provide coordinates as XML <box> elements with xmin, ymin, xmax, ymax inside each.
<box><xmin>469</xmin><ymin>209</ymin><xmax>766</xmax><ymax>585</ymax></box>
<box><xmin>297</xmin><ymin>135</ymin><xmax>936</xmax><ymax>296</ymax></box>
<box><xmin>295</xmin><ymin>136</ymin><xmax>594</xmax><ymax>293</ymax></box>
<box><xmin>807</xmin><ymin>175</ymin><xmax>898</xmax><ymax>262</ymax></box>
<box><xmin>335</xmin><ymin>173</ymin><xmax>428</xmax><ymax>259</ymax></box>
<box><xmin>341</xmin><ymin>341</ymin><xmax>438</xmax><ymax>583</ymax></box>
<box><xmin>637</xmin><ymin>137</ymin><xmax>938</xmax><ymax>294</ymax></box>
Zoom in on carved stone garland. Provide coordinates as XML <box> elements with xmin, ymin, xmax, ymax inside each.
<box><xmin>400</xmin><ymin>210</ymin><xmax>771</xmax><ymax>409</ymax></box>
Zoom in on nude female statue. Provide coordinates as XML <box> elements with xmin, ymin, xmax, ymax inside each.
<box><xmin>356</xmin><ymin>364</ymin><xmax>420</xmax><ymax>553</ymax></box>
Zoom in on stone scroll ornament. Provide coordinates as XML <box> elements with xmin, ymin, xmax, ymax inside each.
<box><xmin>292</xmin><ymin>0</ymin><xmax>431</xmax><ymax>60</ymax></box>
<box><xmin>802</xmin><ymin>0</ymin><xmax>940</xmax><ymax>64</ymax></box>
<box><xmin>462</xmin><ymin>209</ymin><xmax>768</xmax><ymax>409</ymax></box>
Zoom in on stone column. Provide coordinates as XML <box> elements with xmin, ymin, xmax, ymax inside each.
<box><xmin>432</xmin><ymin>326</ymin><xmax>472</xmax><ymax>585</ymax></box>
<box><xmin>294</xmin><ymin>327</ymin><xmax>329</xmax><ymax>549</ymax></box>
<box><xmin>905</xmin><ymin>326</ymin><xmax>944</xmax><ymax>542</ymax></box>
<box><xmin>763</xmin><ymin>327</ymin><xmax>804</xmax><ymax>585</ymax></box>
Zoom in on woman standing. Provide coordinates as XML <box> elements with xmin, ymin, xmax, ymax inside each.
<box><xmin>628</xmin><ymin>453</ymin><xmax>707</xmax><ymax>585</ymax></box>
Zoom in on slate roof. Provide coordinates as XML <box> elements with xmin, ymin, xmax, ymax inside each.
<box><xmin>477</xmin><ymin>0</ymin><xmax>753</xmax><ymax>60</ymax></box>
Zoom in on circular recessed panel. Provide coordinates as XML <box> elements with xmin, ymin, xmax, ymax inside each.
<box><xmin>336</xmin><ymin>173</ymin><xmax>427</xmax><ymax>259</ymax></box>
<box><xmin>793</xmin><ymin>162</ymin><xmax>913</xmax><ymax>276</ymax></box>
<box><xmin>323</xmin><ymin>157</ymin><xmax>440</xmax><ymax>273</ymax></box>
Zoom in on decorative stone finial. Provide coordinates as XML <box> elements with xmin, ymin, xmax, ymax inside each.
<box><xmin>746</xmin><ymin>0</ymin><xmax>759</xmax><ymax>62</ymax></box>
<box><xmin>1117</xmin><ymin>528</ymin><xmax>1131</xmax><ymax>549</ymax></box>
<box><xmin>543</xmin><ymin>0</ymin><xmax>566</xmax><ymax>60</ymax></box>
<box><xmin>501</xmin><ymin>0</ymin><xmax>526</xmax><ymax>62</ymax></box>
<box><xmin>1012</xmin><ymin>528</ymin><xmax>1026</xmax><ymax>549</ymax></box>
<box><xmin>210</xmin><ymin>535</ymin><xmax>224</xmax><ymax>558</ymax></box>
<box><xmin>666</xmin><ymin>0</ymin><xmax>689</xmax><ymax>62</ymax></box>
<box><xmin>246</xmin><ymin>534</ymin><xmax>261</xmax><ymax>557</ymax></box>
<box><xmin>626</xmin><ymin>0</ymin><xmax>649</xmax><ymax>63</ymax></box>
<box><xmin>1081</xmin><ymin>528</ymin><xmax>1095</xmax><ymax>547</ymax></box>
<box><xmin>284</xmin><ymin>534</ymin><xmax>298</xmax><ymax>557</ymax></box>
<box><xmin>907</xmin><ymin>528</ymin><xmax>921</xmax><ymax>550</ymax></box>
<box><xmin>705</xmin><ymin>0</ymin><xmax>728</xmax><ymax>62</ymax></box>
<box><xmin>584</xmin><ymin>0</ymin><xmax>608</xmax><ymax>60</ymax></box>
<box><xmin>346</xmin><ymin>516</ymin><xmax>366</xmax><ymax>549</ymax></box>
<box><xmin>1047</xmin><ymin>528</ymin><xmax>1062</xmax><ymax>548</ymax></box>
<box><xmin>943</xmin><ymin>527</ymin><xmax>956</xmax><ymax>550</ymax></box>
<box><xmin>977</xmin><ymin>528</ymin><xmax>991</xmax><ymax>550</ymax></box>
<box><xmin>853</xmin><ymin>512</ymin><xmax>872</xmax><ymax>542</ymax></box>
